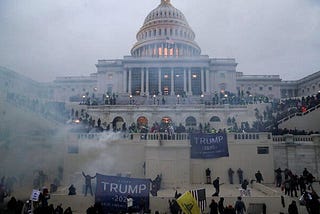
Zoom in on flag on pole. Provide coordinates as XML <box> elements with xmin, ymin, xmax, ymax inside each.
<box><xmin>189</xmin><ymin>188</ymin><xmax>207</xmax><ymax>212</ymax></box>
<box><xmin>165</xmin><ymin>37</ymin><xmax>175</xmax><ymax>45</ymax></box>
<box><xmin>165</xmin><ymin>37</ymin><xmax>175</xmax><ymax>50</ymax></box>
<box><xmin>177</xmin><ymin>191</ymin><xmax>201</xmax><ymax>214</ymax></box>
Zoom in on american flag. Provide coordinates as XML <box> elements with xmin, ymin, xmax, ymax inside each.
<box><xmin>189</xmin><ymin>188</ymin><xmax>207</xmax><ymax>212</ymax></box>
<box><xmin>165</xmin><ymin>37</ymin><xmax>175</xmax><ymax>45</ymax></box>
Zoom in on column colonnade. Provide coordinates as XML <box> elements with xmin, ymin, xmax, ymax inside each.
<box><xmin>124</xmin><ymin>66</ymin><xmax>210</xmax><ymax>96</ymax></box>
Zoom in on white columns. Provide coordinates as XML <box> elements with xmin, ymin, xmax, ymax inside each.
<box><xmin>206</xmin><ymin>68</ymin><xmax>210</xmax><ymax>94</ymax></box>
<box><xmin>146</xmin><ymin>67</ymin><xmax>149</xmax><ymax>95</ymax></box>
<box><xmin>141</xmin><ymin>68</ymin><xmax>144</xmax><ymax>95</ymax></box>
<box><xmin>188</xmin><ymin>68</ymin><xmax>192</xmax><ymax>95</ymax></box>
<box><xmin>183</xmin><ymin>68</ymin><xmax>187</xmax><ymax>93</ymax></box>
<box><xmin>128</xmin><ymin>68</ymin><xmax>132</xmax><ymax>95</ymax></box>
<box><xmin>201</xmin><ymin>68</ymin><xmax>204</xmax><ymax>94</ymax></box>
<box><xmin>171</xmin><ymin>67</ymin><xmax>174</xmax><ymax>95</ymax></box>
<box><xmin>158</xmin><ymin>68</ymin><xmax>161</xmax><ymax>94</ymax></box>
<box><xmin>123</xmin><ymin>68</ymin><xmax>127</xmax><ymax>93</ymax></box>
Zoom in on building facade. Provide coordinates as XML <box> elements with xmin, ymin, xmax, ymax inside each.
<box><xmin>50</xmin><ymin>0</ymin><xmax>319</xmax><ymax>103</ymax></box>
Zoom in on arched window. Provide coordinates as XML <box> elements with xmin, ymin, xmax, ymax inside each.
<box><xmin>185</xmin><ymin>116</ymin><xmax>196</xmax><ymax>126</ymax></box>
<box><xmin>112</xmin><ymin>116</ymin><xmax>124</xmax><ymax>130</ymax></box>
<box><xmin>210</xmin><ymin>116</ymin><xmax>221</xmax><ymax>122</ymax></box>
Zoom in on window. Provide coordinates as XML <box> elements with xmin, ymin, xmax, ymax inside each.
<box><xmin>68</xmin><ymin>145</ymin><xmax>79</xmax><ymax>154</ymax></box>
<box><xmin>259</xmin><ymin>87</ymin><xmax>263</xmax><ymax>91</ymax></box>
<box><xmin>186</xmin><ymin>116</ymin><xmax>196</xmax><ymax>126</ymax></box>
<box><xmin>210</xmin><ymin>116</ymin><xmax>221</xmax><ymax>122</ymax></box>
<box><xmin>268</xmin><ymin>86</ymin><xmax>272</xmax><ymax>91</ymax></box>
<box><xmin>257</xmin><ymin>147</ymin><xmax>269</xmax><ymax>154</ymax></box>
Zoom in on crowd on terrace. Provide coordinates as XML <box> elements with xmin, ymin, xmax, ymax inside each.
<box><xmin>273</xmin><ymin>92</ymin><xmax>320</xmax><ymax>122</ymax></box>
<box><xmin>4</xmin><ymin>89</ymin><xmax>320</xmax><ymax>136</ymax></box>
<box><xmin>78</xmin><ymin>90</ymin><xmax>271</xmax><ymax>106</ymax></box>
<box><xmin>1</xmin><ymin>167</ymin><xmax>319</xmax><ymax>213</ymax></box>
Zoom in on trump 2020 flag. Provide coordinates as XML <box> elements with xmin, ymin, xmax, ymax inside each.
<box><xmin>190</xmin><ymin>188</ymin><xmax>206</xmax><ymax>212</ymax></box>
<box><xmin>177</xmin><ymin>191</ymin><xmax>201</xmax><ymax>214</ymax></box>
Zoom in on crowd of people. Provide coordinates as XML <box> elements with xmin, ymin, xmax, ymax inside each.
<box><xmin>5</xmin><ymin>88</ymin><xmax>320</xmax><ymax>137</ymax></box>
<box><xmin>274</xmin><ymin>167</ymin><xmax>320</xmax><ymax>214</ymax></box>
<box><xmin>209</xmin><ymin>196</ymin><xmax>249</xmax><ymax>214</ymax></box>
<box><xmin>0</xmin><ymin>168</ymin><xmax>319</xmax><ymax>213</ymax></box>
<box><xmin>78</xmin><ymin>90</ymin><xmax>272</xmax><ymax>107</ymax></box>
<box><xmin>273</xmin><ymin>93</ymin><xmax>320</xmax><ymax>122</ymax></box>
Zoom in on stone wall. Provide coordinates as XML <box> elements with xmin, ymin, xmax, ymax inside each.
<box><xmin>273</xmin><ymin>134</ymin><xmax>320</xmax><ymax>178</ymax></box>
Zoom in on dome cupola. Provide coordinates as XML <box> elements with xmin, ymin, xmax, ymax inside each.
<box><xmin>131</xmin><ymin>0</ymin><xmax>201</xmax><ymax>58</ymax></box>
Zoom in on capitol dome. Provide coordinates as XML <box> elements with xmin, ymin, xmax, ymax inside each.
<box><xmin>131</xmin><ymin>0</ymin><xmax>201</xmax><ymax>57</ymax></box>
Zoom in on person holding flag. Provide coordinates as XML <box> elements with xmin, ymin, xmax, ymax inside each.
<box><xmin>176</xmin><ymin>188</ymin><xmax>207</xmax><ymax>214</ymax></box>
<box><xmin>176</xmin><ymin>191</ymin><xmax>201</xmax><ymax>214</ymax></box>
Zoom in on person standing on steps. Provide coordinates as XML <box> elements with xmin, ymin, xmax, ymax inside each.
<box><xmin>228</xmin><ymin>168</ymin><xmax>234</xmax><ymax>184</ymax></box>
<box><xmin>237</xmin><ymin>168</ymin><xmax>243</xmax><ymax>184</ymax></box>
<box><xmin>255</xmin><ymin>170</ymin><xmax>263</xmax><ymax>183</ymax></box>
<box><xmin>206</xmin><ymin>168</ymin><xmax>212</xmax><ymax>184</ymax></box>
<box><xmin>212</xmin><ymin>177</ymin><xmax>220</xmax><ymax>196</ymax></box>
<box><xmin>82</xmin><ymin>171</ymin><xmax>96</xmax><ymax>196</ymax></box>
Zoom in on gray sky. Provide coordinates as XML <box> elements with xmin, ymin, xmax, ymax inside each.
<box><xmin>0</xmin><ymin>0</ymin><xmax>319</xmax><ymax>82</ymax></box>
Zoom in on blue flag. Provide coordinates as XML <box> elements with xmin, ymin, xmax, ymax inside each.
<box><xmin>95</xmin><ymin>174</ymin><xmax>150</xmax><ymax>213</ymax></box>
<box><xmin>190</xmin><ymin>133</ymin><xmax>229</xmax><ymax>159</ymax></box>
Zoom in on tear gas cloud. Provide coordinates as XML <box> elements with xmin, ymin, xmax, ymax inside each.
<box><xmin>0</xmin><ymin>96</ymin><xmax>126</xmax><ymax>197</ymax></box>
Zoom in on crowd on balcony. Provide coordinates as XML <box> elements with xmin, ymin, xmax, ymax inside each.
<box><xmin>65</xmin><ymin>90</ymin><xmax>320</xmax><ymax>135</ymax></box>
<box><xmin>272</xmin><ymin>92</ymin><xmax>320</xmax><ymax>122</ymax></box>
<box><xmin>75</xmin><ymin>90</ymin><xmax>272</xmax><ymax>106</ymax></box>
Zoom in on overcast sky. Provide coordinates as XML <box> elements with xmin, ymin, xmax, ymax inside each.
<box><xmin>0</xmin><ymin>0</ymin><xmax>319</xmax><ymax>82</ymax></box>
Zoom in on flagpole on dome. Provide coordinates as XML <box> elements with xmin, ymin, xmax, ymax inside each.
<box><xmin>161</xmin><ymin>0</ymin><xmax>171</xmax><ymax>4</ymax></box>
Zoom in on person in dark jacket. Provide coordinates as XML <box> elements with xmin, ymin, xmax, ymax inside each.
<box><xmin>218</xmin><ymin>197</ymin><xmax>225</xmax><ymax>214</ymax></box>
<box><xmin>234</xmin><ymin>197</ymin><xmax>246</xmax><ymax>214</ymax></box>
<box><xmin>255</xmin><ymin>170</ymin><xmax>263</xmax><ymax>183</ymax></box>
<box><xmin>288</xmin><ymin>200</ymin><xmax>298</xmax><ymax>214</ymax></box>
<box><xmin>212</xmin><ymin>177</ymin><xmax>220</xmax><ymax>196</ymax></box>
<box><xmin>209</xmin><ymin>199</ymin><xmax>218</xmax><ymax>214</ymax></box>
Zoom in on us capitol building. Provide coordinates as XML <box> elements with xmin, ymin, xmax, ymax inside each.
<box><xmin>0</xmin><ymin>1</ymin><xmax>320</xmax><ymax>213</ymax></box>
<box><xmin>52</xmin><ymin>0</ymin><xmax>319</xmax><ymax>102</ymax></box>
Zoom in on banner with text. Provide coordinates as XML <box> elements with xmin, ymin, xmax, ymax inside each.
<box><xmin>190</xmin><ymin>133</ymin><xmax>229</xmax><ymax>159</ymax></box>
<box><xmin>95</xmin><ymin>174</ymin><xmax>150</xmax><ymax>213</ymax></box>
